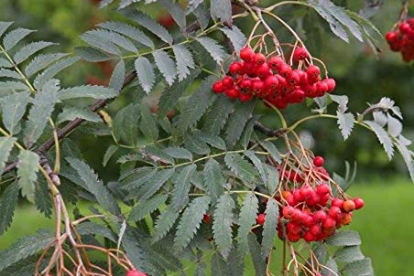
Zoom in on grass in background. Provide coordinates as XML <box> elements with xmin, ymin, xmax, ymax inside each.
<box><xmin>1</xmin><ymin>178</ymin><xmax>413</xmax><ymax>276</ymax></box>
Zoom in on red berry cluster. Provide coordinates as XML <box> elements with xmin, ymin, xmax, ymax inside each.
<box><xmin>255</xmin><ymin>156</ymin><xmax>364</xmax><ymax>243</ymax></box>
<box><xmin>386</xmin><ymin>19</ymin><xmax>414</xmax><ymax>62</ymax></box>
<box><xmin>277</xmin><ymin>184</ymin><xmax>364</xmax><ymax>243</ymax></box>
<box><xmin>211</xmin><ymin>47</ymin><xmax>336</xmax><ymax>109</ymax></box>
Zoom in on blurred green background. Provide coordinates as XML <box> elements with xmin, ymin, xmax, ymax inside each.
<box><xmin>0</xmin><ymin>0</ymin><xmax>413</xmax><ymax>275</ymax></box>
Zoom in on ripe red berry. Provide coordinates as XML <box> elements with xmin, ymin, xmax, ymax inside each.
<box><xmin>287</xmin><ymin>222</ymin><xmax>301</xmax><ymax>235</ymax></box>
<box><xmin>126</xmin><ymin>270</ymin><xmax>148</xmax><ymax>276</ymax></box>
<box><xmin>331</xmin><ymin>198</ymin><xmax>344</xmax><ymax>208</ymax></box>
<box><xmin>304</xmin><ymin>232</ymin><xmax>316</xmax><ymax>242</ymax></box>
<box><xmin>222</xmin><ymin>76</ymin><xmax>234</xmax><ymax>88</ymax></box>
<box><xmin>253</xmin><ymin>53</ymin><xmax>266</xmax><ymax>65</ymax></box>
<box><xmin>300</xmin><ymin>185</ymin><xmax>314</xmax><ymax>198</ymax></box>
<box><xmin>323</xmin><ymin>217</ymin><xmax>336</xmax><ymax>229</ymax></box>
<box><xmin>239</xmin><ymin>92</ymin><xmax>253</xmax><ymax>102</ymax></box>
<box><xmin>399</xmin><ymin>22</ymin><xmax>411</xmax><ymax>33</ymax></box>
<box><xmin>293</xmin><ymin>47</ymin><xmax>309</xmax><ymax>62</ymax></box>
<box><xmin>313</xmin><ymin>156</ymin><xmax>324</xmax><ymax>167</ymax></box>
<box><xmin>316</xmin><ymin>81</ymin><xmax>328</xmax><ymax>95</ymax></box>
<box><xmin>385</xmin><ymin>31</ymin><xmax>397</xmax><ymax>43</ymax></box>
<box><xmin>287</xmin><ymin>70</ymin><xmax>301</xmax><ymax>86</ymax></box>
<box><xmin>328</xmin><ymin>206</ymin><xmax>342</xmax><ymax>219</ymax></box>
<box><xmin>257</xmin><ymin>213</ymin><xmax>266</xmax><ymax>225</ymax></box>
<box><xmin>324</xmin><ymin>78</ymin><xmax>336</xmax><ymax>92</ymax></box>
<box><xmin>264</xmin><ymin>75</ymin><xmax>279</xmax><ymax>92</ymax></box>
<box><xmin>203</xmin><ymin>214</ymin><xmax>211</xmax><ymax>224</ymax></box>
<box><xmin>282</xmin><ymin>206</ymin><xmax>295</xmax><ymax>219</ymax></box>
<box><xmin>342</xmin><ymin>200</ymin><xmax>356</xmax><ymax>212</ymax></box>
<box><xmin>313</xmin><ymin>210</ymin><xmax>327</xmax><ymax>222</ymax></box>
<box><xmin>251</xmin><ymin>80</ymin><xmax>264</xmax><ymax>95</ymax></box>
<box><xmin>293</xmin><ymin>189</ymin><xmax>305</xmax><ymax>203</ymax></box>
<box><xmin>310</xmin><ymin>224</ymin><xmax>321</xmax><ymax>236</ymax></box>
<box><xmin>306</xmin><ymin>65</ymin><xmax>321</xmax><ymax>83</ymax></box>
<box><xmin>225</xmin><ymin>87</ymin><xmax>240</xmax><ymax>99</ymax></box>
<box><xmin>353</xmin><ymin>197</ymin><xmax>365</xmax><ymax>209</ymax></box>
<box><xmin>278</xmin><ymin>63</ymin><xmax>292</xmax><ymax>78</ymax></box>
<box><xmin>268</xmin><ymin>56</ymin><xmax>284</xmax><ymax>70</ymax></box>
<box><xmin>240</xmin><ymin>78</ymin><xmax>252</xmax><ymax>90</ymax></box>
<box><xmin>291</xmin><ymin>89</ymin><xmax>306</xmax><ymax>103</ymax></box>
<box><xmin>256</xmin><ymin>63</ymin><xmax>272</xmax><ymax>79</ymax></box>
<box><xmin>229</xmin><ymin>62</ymin><xmax>243</xmax><ymax>75</ymax></box>
<box><xmin>240</xmin><ymin>47</ymin><xmax>255</xmax><ymax>61</ymax></box>
<box><xmin>287</xmin><ymin>232</ymin><xmax>301</xmax><ymax>242</ymax></box>
<box><xmin>212</xmin><ymin>81</ymin><xmax>225</xmax><ymax>93</ymax></box>
<box><xmin>316</xmin><ymin>183</ymin><xmax>330</xmax><ymax>195</ymax></box>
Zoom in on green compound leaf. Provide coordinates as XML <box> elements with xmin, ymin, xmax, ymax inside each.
<box><xmin>213</xmin><ymin>194</ymin><xmax>235</xmax><ymax>259</ymax></box>
<box><xmin>174</xmin><ymin>196</ymin><xmax>210</xmax><ymax>251</ymax></box>
<box><xmin>237</xmin><ymin>192</ymin><xmax>259</xmax><ymax>256</ymax></box>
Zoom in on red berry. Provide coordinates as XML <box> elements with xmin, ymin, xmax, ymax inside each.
<box><xmin>212</xmin><ymin>81</ymin><xmax>225</xmax><ymax>93</ymax></box>
<box><xmin>316</xmin><ymin>81</ymin><xmax>328</xmax><ymax>95</ymax></box>
<box><xmin>287</xmin><ymin>70</ymin><xmax>301</xmax><ymax>86</ymax></box>
<box><xmin>268</xmin><ymin>56</ymin><xmax>284</xmax><ymax>70</ymax></box>
<box><xmin>222</xmin><ymin>76</ymin><xmax>234</xmax><ymax>88</ymax></box>
<box><xmin>264</xmin><ymin>75</ymin><xmax>279</xmax><ymax>92</ymax></box>
<box><xmin>225</xmin><ymin>87</ymin><xmax>240</xmax><ymax>99</ymax></box>
<box><xmin>239</xmin><ymin>92</ymin><xmax>253</xmax><ymax>102</ymax></box>
<box><xmin>305</xmin><ymin>193</ymin><xmax>320</xmax><ymax>207</ymax></box>
<box><xmin>291</xmin><ymin>209</ymin><xmax>303</xmax><ymax>222</ymax></box>
<box><xmin>293</xmin><ymin>189</ymin><xmax>305</xmax><ymax>203</ymax></box>
<box><xmin>286</xmin><ymin>194</ymin><xmax>296</xmax><ymax>206</ymax></box>
<box><xmin>399</xmin><ymin>22</ymin><xmax>411</xmax><ymax>33</ymax></box>
<box><xmin>240</xmin><ymin>78</ymin><xmax>252</xmax><ymax>90</ymax></box>
<box><xmin>313</xmin><ymin>210</ymin><xmax>327</xmax><ymax>222</ymax></box>
<box><xmin>342</xmin><ymin>200</ymin><xmax>356</xmax><ymax>212</ymax></box>
<box><xmin>240</xmin><ymin>47</ymin><xmax>255</xmax><ymax>61</ymax></box>
<box><xmin>293</xmin><ymin>47</ymin><xmax>309</xmax><ymax>62</ymax></box>
<box><xmin>328</xmin><ymin>206</ymin><xmax>342</xmax><ymax>219</ymax></box>
<box><xmin>300</xmin><ymin>185</ymin><xmax>314</xmax><ymax>198</ymax></box>
<box><xmin>304</xmin><ymin>232</ymin><xmax>316</xmax><ymax>242</ymax></box>
<box><xmin>287</xmin><ymin>232</ymin><xmax>301</xmax><ymax>242</ymax></box>
<box><xmin>229</xmin><ymin>62</ymin><xmax>243</xmax><ymax>75</ymax></box>
<box><xmin>287</xmin><ymin>222</ymin><xmax>301</xmax><ymax>235</ymax></box>
<box><xmin>307</xmin><ymin>65</ymin><xmax>321</xmax><ymax>83</ymax></box>
<box><xmin>385</xmin><ymin>31</ymin><xmax>397</xmax><ymax>43</ymax></box>
<box><xmin>203</xmin><ymin>214</ymin><xmax>211</xmax><ymax>224</ymax></box>
<box><xmin>291</xmin><ymin>89</ymin><xmax>306</xmax><ymax>103</ymax></box>
<box><xmin>257</xmin><ymin>213</ymin><xmax>266</xmax><ymax>225</ymax></box>
<box><xmin>253</xmin><ymin>53</ymin><xmax>266</xmax><ymax>65</ymax></box>
<box><xmin>310</xmin><ymin>224</ymin><xmax>321</xmax><ymax>236</ymax></box>
<box><xmin>323</xmin><ymin>217</ymin><xmax>336</xmax><ymax>229</ymax></box>
<box><xmin>282</xmin><ymin>206</ymin><xmax>295</xmax><ymax>219</ymax></box>
<box><xmin>300</xmin><ymin>213</ymin><xmax>314</xmax><ymax>227</ymax></box>
<box><xmin>256</xmin><ymin>63</ymin><xmax>272</xmax><ymax>79</ymax></box>
<box><xmin>331</xmin><ymin>198</ymin><xmax>344</xmax><ymax>208</ymax></box>
<box><xmin>316</xmin><ymin>183</ymin><xmax>330</xmax><ymax>195</ymax></box>
<box><xmin>278</xmin><ymin>63</ymin><xmax>292</xmax><ymax>78</ymax></box>
<box><xmin>126</xmin><ymin>270</ymin><xmax>148</xmax><ymax>276</ymax></box>
<box><xmin>353</xmin><ymin>197</ymin><xmax>365</xmax><ymax>209</ymax></box>
<box><xmin>251</xmin><ymin>80</ymin><xmax>264</xmax><ymax>95</ymax></box>
<box><xmin>324</xmin><ymin>78</ymin><xmax>336</xmax><ymax>92</ymax></box>
<box><xmin>313</xmin><ymin>156</ymin><xmax>324</xmax><ymax>167</ymax></box>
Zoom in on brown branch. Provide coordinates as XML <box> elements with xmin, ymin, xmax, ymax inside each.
<box><xmin>254</xmin><ymin>121</ymin><xmax>286</xmax><ymax>137</ymax></box>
